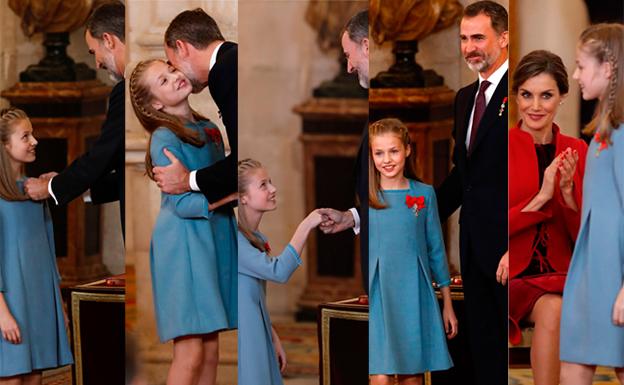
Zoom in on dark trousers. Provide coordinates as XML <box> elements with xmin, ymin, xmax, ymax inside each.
<box><xmin>461</xmin><ymin>234</ymin><xmax>508</xmax><ymax>385</ymax></box>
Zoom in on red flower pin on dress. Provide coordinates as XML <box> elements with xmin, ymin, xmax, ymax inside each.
<box><xmin>264</xmin><ymin>242</ymin><xmax>271</xmax><ymax>253</ymax></box>
<box><xmin>405</xmin><ymin>195</ymin><xmax>426</xmax><ymax>216</ymax></box>
<box><xmin>204</xmin><ymin>127</ymin><xmax>223</xmax><ymax>146</ymax></box>
<box><xmin>498</xmin><ymin>97</ymin><xmax>508</xmax><ymax>116</ymax></box>
<box><xmin>593</xmin><ymin>132</ymin><xmax>609</xmax><ymax>157</ymax></box>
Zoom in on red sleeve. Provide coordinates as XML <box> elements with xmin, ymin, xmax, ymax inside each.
<box><xmin>509</xmin><ymin>194</ymin><xmax>552</xmax><ymax>236</ymax></box>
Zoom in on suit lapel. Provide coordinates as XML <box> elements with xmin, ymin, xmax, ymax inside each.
<box><xmin>215</xmin><ymin>41</ymin><xmax>235</xmax><ymax>63</ymax></box>
<box><xmin>469</xmin><ymin>71</ymin><xmax>508</xmax><ymax>155</ymax></box>
<box><xmin>208</xmin><ymin>41</ymin><xmax>236</xmax><ymax>87</ymax></box>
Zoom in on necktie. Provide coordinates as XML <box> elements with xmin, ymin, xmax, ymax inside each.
<box><xmin>469</xmin><ymin>80</ymin><xmax>491</xmax><ymax>152</ymax></box>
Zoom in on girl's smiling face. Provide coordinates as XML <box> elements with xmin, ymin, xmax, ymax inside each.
<box><xmin>4</xmin><ymin>119</ymin><xmax>37</xmax><ymax>166</ymax></box>
<box><xmin>144</xmin><ymin>60</ymin><xmax>193</xmax><ymax>112</ymax></box>
<box><xmin>573</xmin><ymin>46</ymin><xmax>611</xmax><ymax>101</ymax></box>
<box><xmin>240</xmin><ymin>167</ymin><xmax>277</xmax><ymax>212</ymax></box>
<box><xmin>371</xmin><ymin>133</ymin><xmax>410</xmax><ymax>182</ymax></box>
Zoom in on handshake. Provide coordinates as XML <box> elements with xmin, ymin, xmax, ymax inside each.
<box><xmin>305</xmin><ymin>208</ymin><xmax>356</xmax><ymax>235</ymax></box>
<box><xmin>23</xmin><ymin>172</ymin><xmax>58</xmax><ymax>201</ymax></box>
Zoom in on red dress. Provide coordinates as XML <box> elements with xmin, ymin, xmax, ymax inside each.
<box><xmin>508</xmin><ymin>122</ymin><xmax>587</xmax><ymax>345</ymax></box>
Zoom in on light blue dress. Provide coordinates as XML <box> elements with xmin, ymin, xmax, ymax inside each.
<box><xmin>0</xmin><ymin>182</ymin><xmax>73</xmax><ymax>377</ymax></box>
<box><xmin>560</xmin><ymin>125</ymin><xmax>624</xmax><ymax>367</ymax></box>
<box><xmin>238</xmin><ymin>231</ymin><xmax>301</xmax><ymax>385</ymax></box>
<box><xmin>150</xmin><ymin>121</ymin><xmax>237</xmax><ymax>342</ymax></box>
<box><xmin>369</xmin><ymin>179</ymin><xmax>453</xmax><ymax>374</ymax></box>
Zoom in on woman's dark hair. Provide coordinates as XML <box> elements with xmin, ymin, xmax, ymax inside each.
<box><xmin>512</xmin><ymin>50</ymin><xmax>569</xmax><ymax>95</ymax></box>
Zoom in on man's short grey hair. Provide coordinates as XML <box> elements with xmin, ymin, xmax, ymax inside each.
<box><xmin>463</xmin><ymin>1</ymin><xmax>508</xmax><ymax>35</ymax></box>
<box><xmin>85</xmin><ymin>1</ymin><xmax>125</xmax><ymax>43</ymax></box>
<box><xmin>344</xmin><ymin>10</ymin><xmax>368</xmax><ymax>44</ymax></box>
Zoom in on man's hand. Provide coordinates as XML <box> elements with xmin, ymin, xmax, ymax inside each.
<box><xmin>24</xmin><ymin>172</ymin><xmax>56</xmax><ymax>201</ymax></box>
<box><xmin>318</xmin><ymin>208</ymin><xmax>354</xmax><ymax>234</ymax></box>
<box><xmin>496</xmin><ymin>250</ymin><xmax>509</xmax><ymax>286</ymax></box>
<box><xmin>153</xmin><ymin>148</ymin><xmax>190</xmax><ymax>194</ymax></box>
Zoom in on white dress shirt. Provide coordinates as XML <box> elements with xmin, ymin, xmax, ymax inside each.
<box><xmin>465</xmin><ymin>59</ymin><xmax>508</xmax><ymax>149</ymax></box>
<box><xmin>189</xmin><ymin>41</ymin><xmax>225</xmax><ymax>192</ymax></box>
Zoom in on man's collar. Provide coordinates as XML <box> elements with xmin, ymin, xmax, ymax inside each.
<box><xmin>479</xmin><ymin>59</ymin><xmax>508</xmax><ymax>85</ymax></box>
<box><xmin>209</xmin><ymin>41</ymin><xmax>225</xmax><ymax>70</ymax></box>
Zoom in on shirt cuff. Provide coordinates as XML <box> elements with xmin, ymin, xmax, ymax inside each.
<box><xmin>189</xmin><ymin>170</ymin><xmax>200</xmax><ymax>192</ymax></box>
<box><xmin>48</xmin><ymin>177</ymin><xmax>59</xmax><ymax>205</ymax></box>
<box><xmin>349</xmin><ymin>207</ymin><xmax>360</xmax><ymax>235</ymax></box>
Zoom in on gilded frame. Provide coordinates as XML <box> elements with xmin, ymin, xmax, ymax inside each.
<box><xmin>70</xmin><ymin>290</ymin><xmax>124</xmax><ymax>385</ymax></box>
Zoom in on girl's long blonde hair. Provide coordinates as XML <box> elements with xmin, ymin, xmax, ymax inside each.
<box><xmin>238</xmin><ymin>158</ymin><xmax>268</xmax><ymax>253</ymax></box>
<box><xmin>0</xmin><ymin>108</ymin><xmax>29</xmax><ymax>201</ymax></box>
<box><xmin>129</xmin><ymin>59</ymin><xmax>206</xmax><ymax>180</ymax></box>
<box><xmin>368</xmin><ymin>118</ymin><xmax>419</xmax><ymax>209</ymax></box>
<box><xmin>578</xmin><ymin>23</ymin><xmax>624</xmax><ymax>142</ymax></box>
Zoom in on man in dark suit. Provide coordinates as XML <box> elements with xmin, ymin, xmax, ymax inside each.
<box><xmin>153</xmin><ymin>9</ymin><xmax>237</xmax><ymax>206</ymax></box>
<box><xmin>318</xmin><ymin>10</ymin><xmax>369</xmax><ymax>293</ymax></box>
<box><xmin>24</xmin><ymin>1</ymin><xmax>125</xmax><ymax>232</ymax></box>
<box><xmin>436</xmin><ymin>2</ymin><xmax>509</xmax><ymax>384</ymax></box>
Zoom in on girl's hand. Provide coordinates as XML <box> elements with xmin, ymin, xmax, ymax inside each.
<box><xmin>613</xmin><ymin>286</ymin><xmax>624</xmax><ymax>327</ymax></box>
<box><xmin>305</xmin><ymin>209</ymin><xmax>324</xmax><ymax>228</ymax></box>
<box><xmin>443</xmin><ymin>303</ymin><xmax>458</xmax><ymax>339</ymax></box>
<box><xmin>208</xmin><ymin>192</ymin><xmax>238</xmax><ymax>211</ymax></box>
<box><xmin>63</xmin><ymin>301</ymin><xmax>70</xmax><ymax>330</ymax></box>
<box><xmin>0</xmin><ymin>312</ymin><xmax>21</xmax><ymax>344</ymax></box>
<box><xmin>272</xmin><ymin>331</ymin><xmax>287</xmax><ymax>373</ymax></box>
<box><xmin>558</xmin><ymin>148</ymin><xmax>579</xmax><ymax>194</ymax></box>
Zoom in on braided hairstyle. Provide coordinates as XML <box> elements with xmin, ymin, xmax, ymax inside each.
<box><xmin>0</xmin><ymin>107</ymin><xmax>29</xmax><ymax>201</ymax></box>
<box><xmin>578</xmin><ymin>23</ymin><xmax>624</xmax><ymax>143</ymax></box>
<box><xmin>368</xmin><ymin>118</ymin><xmax>419</xmax><ymax>209</ymax></box>
<box><xmin>238</xmin><ymin>158</ymin><xmax>268</xmax><ymax>253</ymax></box>
<box><xmin>129</xmin><ymin>59</ymin><xmax>206</xmax><ymax>180</ymax></box>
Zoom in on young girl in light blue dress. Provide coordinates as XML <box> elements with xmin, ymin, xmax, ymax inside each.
<box><xmin>129</xmin><ymin>59</ymin><xmax>237</xmax><ymax>385</ymax></box>
<box><xmin>560</xmin><ymin>23</ymin><xmax>624</xmax><ymax>385</ymax></box>
<box><xmin>0</xmin><ymin>108</ymin><xmax>73</xmax><ymax>383</ymax></box>
<box><xmin>368</xmin><ymin>118</ymin><xmax>458</xmax><ymax>385</ymax></box>
<box><xmin>237</xmin><ymin>158</ymin><xmax>322</xmax><ymax>385</ymax></box>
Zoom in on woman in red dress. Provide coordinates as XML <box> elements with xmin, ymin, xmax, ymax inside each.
<box><xmin>509</xmin><ymin>50</ymin><xmax>588</xmax><ymax>385</ymax></box>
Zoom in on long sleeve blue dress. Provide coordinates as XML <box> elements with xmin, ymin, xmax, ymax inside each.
<box><xmin>0</xmin><ymin>182</ymin><xmax>73</xmax><ymax>377</ymax></box>
<box><xmin>369</xmin><ymin>179</ymin><xmax>453</xmax><ymax>375</ymax></box>
<box><xmin>149</xmin><ymin>121</ymin><xmax>237</xmax><ymax>342</ymax></box>
<box><xmin>560</xmin><ymin>124</ymin><xmax>624</xmax><ymax>367</ymax></box>
<box><xmin>238</xmin><ymin>230</ymin><xmax>301</xmax><ymax>385</ymax></box>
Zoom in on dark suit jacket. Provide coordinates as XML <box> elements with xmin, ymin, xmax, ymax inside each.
<box><xmin>355</xmin><ymin>125</ymin><xmax>368</xmax><ymax>292</ymax></box>
<box><xmin>436</xmin><ymin>72</ymin><xmax>508</xmax><ymax>276</ymax></box>
<box><xmin>51</xmin><ymin>80</ymin><xmax>125</xmax><ymax>223</ymax></box>
<box><xmin>196</xmin><ymin>41</ymin><xmax>237</xmax><ymax>202</ymax></box>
